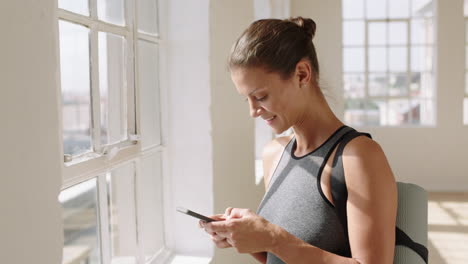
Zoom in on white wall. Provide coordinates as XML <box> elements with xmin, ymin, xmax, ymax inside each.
<box><xmin>164</xmin><ymin>0</ymin><xmax>215</xmax><ymax>258</ymax></box>
<box><xmin>0</xmin><ymin>0</ymin><xmax>63</xmax><ymax>263</ymax></box>
<box><xmin>210</xmin><ymin>0</ymin><xmax>266</xmax><ymax>263</ymax></box>
<box><xmin>291</xmin><ymin>0</ymin><xmax>468</xmax><ymax>191</ymax></box>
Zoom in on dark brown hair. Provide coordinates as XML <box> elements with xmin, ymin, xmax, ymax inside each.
<box><xmin>228</xmin><ymin>16</ymin><xmax>319</xmax><ymax>80</ymax></box>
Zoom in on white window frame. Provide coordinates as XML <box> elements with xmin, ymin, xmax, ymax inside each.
<box><xmin>57</xmin><ymin>0</ymin><xmax>168</xmax><ymax>263</ymax></box>
<box><xmin>342</xmin><ymin>0</ymin><xmax>436</xmax><ymax>127</ymax></box>
<box><xmin>465</xmin><ymin>16</ymin><xmax>468</xmax><ymax>125</ymax></box>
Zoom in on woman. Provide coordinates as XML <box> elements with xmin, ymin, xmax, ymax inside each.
<box><xmin>200</xmin><ymin>17</ymin><xmax>397</xmax><ymax>264</ymax></box>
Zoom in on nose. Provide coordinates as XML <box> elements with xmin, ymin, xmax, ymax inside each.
<box><xmin>248</xmin><ymin>100</ymin><xmax>263</xmax><ymax>118</ymax></box>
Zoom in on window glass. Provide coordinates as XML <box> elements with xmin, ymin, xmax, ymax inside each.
<box><xmin>98</xmin><ymin>32</ymin><xmax>128</xmax><ymax>146</ymax></box>
<box><xmin>344</xmin><ymin>74</ymin><xmax>366</xmax><ymax>98</ymax></box>
<box><xmin>60</xmin><ymin>179</ymin><xmax>101</xmax><ymax>264</ymax></box>
<box><xmin>344</xmin><ymin>48</ymin><xmax>365</xmax><ymax>72</ymax></box>
<box><xmin>368</xmin><ymin>47</ymin><xmax>387</xmax><ymax>72</ymax></box>
<box><xmin>368</xmin><ymin>73</ymin><xmax>387</xmax><ymax>97</ymax></box>
<box><xmin>59</xmin><ymin>20</ymin><xmax>92</xmax><ymax>156</ymax></box>
<box><xmin>389</xmin><ymin>0</ymin><xmax>409</xmax><ymax>18</ymax></box>
<box><xmin>366</xmin><ymin>0</ymin><xmax>387</xmax><ymax>19</ymax></box>
<box><xmin>107</xmin><ymin>163</ymin><xmax>138</xmax><ymax>264</ymax></box>
<box><xmin>59</xmin><ymin>0</ymin><xmax>89</xmax><ymax>16</ymax></box>
<box><xmin>368</xmin><ymin>22</ymin><xmax>387</xmax><ymax>46</ymax></box>
<box><xmin>138</xmin><ymin>40</ymin><xmax>161</xmax><ymax>148</ymax></box>
<box><xmin>343</xmin><ymin>21</ymin><xmax>365</xmax><ymax>46</ymax></box>
<box><xmin>343</xmin><ymin>0</ymin><xmax>364</xmax><ymax>19</ymax></box>
<box><xmin>138</xmin><ymin>0</ymin><xmax>159</xmax><ymax>34</ymax></box>
<box><xmin>98</xmin><ymin>0</ymin><xmax>125</xmax><ymax>26</ymax></box>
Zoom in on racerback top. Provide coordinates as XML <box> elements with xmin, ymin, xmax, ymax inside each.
<box><xmin>256</xmin><ymin>125</ymin><xmax>354</xmax><ymax>263</ymax></box>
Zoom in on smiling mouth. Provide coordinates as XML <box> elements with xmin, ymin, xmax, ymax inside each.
<box><xmin>264</xmin><ymin>116</ymin><xmax>276</xmax><ymax>122</ymax></box>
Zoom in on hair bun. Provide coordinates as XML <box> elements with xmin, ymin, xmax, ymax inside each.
<box><xmin>289</xmin><ymin>16</ymin><xmax>316</xmax><ymax>40</ymax></box>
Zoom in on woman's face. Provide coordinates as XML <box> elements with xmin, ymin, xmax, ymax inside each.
<box><xmin>231</xmin><ymin>66</ymin><xmax>304</xmax><ymax>134</ymax></box>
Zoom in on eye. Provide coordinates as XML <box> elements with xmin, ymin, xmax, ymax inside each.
<box><xmin>256</xmin><ymin>95</ymin><xmax>267</xmax><ymax>102</ymax></box>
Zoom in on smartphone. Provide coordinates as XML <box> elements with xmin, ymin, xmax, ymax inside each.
<box><xmin>176</xmin><ymin>207</ymin><xmax>217</xmax><ymax>222</ymax></box>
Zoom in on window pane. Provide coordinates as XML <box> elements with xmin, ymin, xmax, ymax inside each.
<box><xmin>369</xmin><ymin>22</ymin><xmax>387</xmax><ymax>45</ymax></box>
<box><xmin>411</xmin><ymin>19</ymin><xmax>433</xmax><ymax>44</ymax></box>
<box><xmin>366</xmin><ymin>100</ymin><xmax>387</xmax><ymax>126</ymax></box>
<box><xmin>98</xmin><ymin>0</ymin><xmax>125</xmax><ymax>26</ymax></box>
<box><xmin>344</xmin><ymin>74</ymin><xmax>365</xmax><ymax>98</ymax></box>
<box><xmin>420</xmin><ymin>72</ymin><xmax>434</xmax><ymax>98</ymax></box>
<box><xmin>369</xmin><ymin>73</ymin><xmax>387</xmax><ymax>97</ymax></box>
<box><xmin>366</xmin><ymin>0</ymin><xmax>387</xmax><ymax>19</ymax></box>
<box><xmin>344</xmin><ymin>47</ymin><xmax>365</xmax><ymax>73</ymax></box>
<box><xmin>411</xmin><ymin>99</ymin><xmax>434</xmax><ymax>125</ymax></box>
<box><xmin>138</xmin><ymin>0</ymin><xmax>159</xmax><ymax>34</ymax></box>
<box><xmin>411</xmin><ymin>46</ymin><xmax>432</xmax><ymax>72</ymax></box>
<box><xmin>465</xmin><ymin>0</ymin><xmax>468</xmax><ymax>17</ymax></box>
<box><xmin>59</xmin><ymin>0</ymin><xmax>89</xmax><ymax>16</ymax></box>
<box><xmin>389</xmin><ymin>0</ymin><xmax>409</xmax><ymax>18</ymax></box>
<box><xmin>98</xmin><ymin>32</ymin><xmax>128</xmax><ymax>146</ymax></box>
<box><xmin>388</xmin><ymin>99</ymin><xmax>410</xmax><ymax>125</ymax></box>
<box><xmin>59</xmin><ymin>20</ymin><xmax>92</xmax><ymax>156</ymax></box>
<box><xmin>138</xmin><ymin>153</ymin><xmax>165</xmax><ymax>261</ymax></box>
<box><xmin>465</xmin><ymin>73</ymin><xmax>468</xmax><ymax>95</ymax></box>
<box><xmin>466</xmin><ymin>46</ymin><xmax>468</xmax><ymax>69</ymax></box>
<box><xmin>389</xmin><ymin>47</ymin><xmax>407</xmax><ymax>72</ymax></box>
<box><xmin>389</xmin><ymin>73</ymin><xmax>408</xmax><ymax>96</ymax></box>
<box><xmin>466</xmin><ymin>21</ymin><xmax>468</xmax><ymax>43</ymax></box>
<box><xmin>60</xmin><ymin>179</ymin><xmax>101</xmax><ymax>264</ymax></box>
<box><xmin>389</xmin><ymin>22</ymin><xmax>407</xmax><ymax>45</ymax></box>
<box><xmin>409</xmin><ymin>72</ymin><xmax>421</xmax><ymax>97</ymax></box>
<box><xmin>345</xmin><ymin>99</ymin><xmax>367</xmax><ymax>126</ymax></box>
<box><xmin>343</xmin><ymin>0</ymin><xmax>364</xmax><ymax>19</ymax></box>
<box><xmin>412</xmin><ymin>0</ymin><xmax>433</xmax><ymax>17</ymax></box>
<box><xmin>369</xmin><ymin>47</ymin><xmax>387</xmax><ymax>72</ymax></box>
<box><xmin>138</xmin><ymin>40</ymin><xmax>161</xmax><ymax>148</ymax></box>
<box><xmin>343</xmin><ymin>21</ymin><xmax>365</xmax><ymax>46</ymax></box>
<box><xmin>107</xmin><ymin>164</ymin><xmax>138</xmax><ymax>264</ymax></box>
<box><xmin>464</xmin><ymin>98</ymin><xmax>468</xmax><ymax>125</ymax></box>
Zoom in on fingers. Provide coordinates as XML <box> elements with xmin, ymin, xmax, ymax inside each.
<box><xmin>210</xmin><ymin>214</ymin><xmax>227</xmax><ymax>221</ymax></box>
<box><xmin>213</xmin><ymin>237</ymin><xmax>231</xmax><ymax>248</ymax></box>
<box><xmin>224</xmin><ymin>207</ymin><xmax>234</xmax><ymax>218</ymax></box>
<box><xmin>228</xmin><ymin>208</ymin><xmax>252</xmax><ymax>218</ymax></box>
<box><xmin>198</xmin><ymin>220</ymin><xmax>206</xmax><ymax>229</ymax></box>
<box><xmin>211</xmin><ymin>233</ymin><xmax>232</xmax><ymax>249</ymax></box>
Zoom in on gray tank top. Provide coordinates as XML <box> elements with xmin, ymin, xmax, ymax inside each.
<box><xmin>257</xmin><ymin>126</ymin><xmax>353</xmax><ymax>264</ymax></box>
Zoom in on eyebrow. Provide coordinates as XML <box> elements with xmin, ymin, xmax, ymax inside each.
<box><xmin>249</xmin><ymin>88</ymin><xmax>261</xmax><ymax>96</ymax></box>
<box><xmin>243</xmin><ymin>88</ymin><xmax>263</xmax><ymax>101</ymax></box>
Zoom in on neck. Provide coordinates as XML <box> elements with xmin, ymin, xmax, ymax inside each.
<box><xmin>291</xmin><ymin>90</ymin><xmax>343</xmax><ymax>156</ymax></box>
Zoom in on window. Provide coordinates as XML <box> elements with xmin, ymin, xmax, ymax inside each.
<box><xmin>342</xmin><ymin>0</ymin><xmax>435</xmax><ymax>126</ymax></box>
<box><xmin>465</xmin><ymin>0</ymin><xmax>468</xmax><ymax>125</ymax></box>
<box><xmin>58</xmin><ymin>0</ymin><xmax>165</xmax><ymax>263</ymax></box>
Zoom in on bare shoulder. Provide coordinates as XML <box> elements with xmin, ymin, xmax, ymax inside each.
<box><xmin>261</xmin><ymin>135</ymin><xmax>293</xmax><ymax>190</ymax></box>
<box><xmin>342</xmin><ymin>135</ymin><xmax>396</xmax><ymax>195</ymax></box>
<box><xmin>343</xmin><ymin>135</ymin><xmax>384</xmax><ymax>160</ymax></box>
<box><xmin>262</xmin><ymin>135</ymin><xmax>292</xmax><ymax>159</ymax></box>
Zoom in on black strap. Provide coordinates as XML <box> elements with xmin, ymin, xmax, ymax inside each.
<box><xmin>330</xmin><ymin>130</ymin><xmax>429</xmax><ymax>263</ymax></box>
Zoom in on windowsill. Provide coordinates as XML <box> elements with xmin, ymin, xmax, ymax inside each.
<box><xmin>169</xmin><ymin>255</ymin><xmax>212</xmax><ymax>264</ymax></box>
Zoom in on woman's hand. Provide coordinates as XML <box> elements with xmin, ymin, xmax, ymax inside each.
<box><xmin>198</xmin><ymin>213</ymin><xmax>232</xmax><ymax>249</ymax></box>
<box><xmin>200</xmin><ymin>207</ymin><xmax>278</xmax><ymax>254</ymax></box>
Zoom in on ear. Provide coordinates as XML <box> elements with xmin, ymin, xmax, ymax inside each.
<box><xmin>295</xmin><ymin>59</ymin><xmax>313</xmax><ymax>85</ymax></box>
